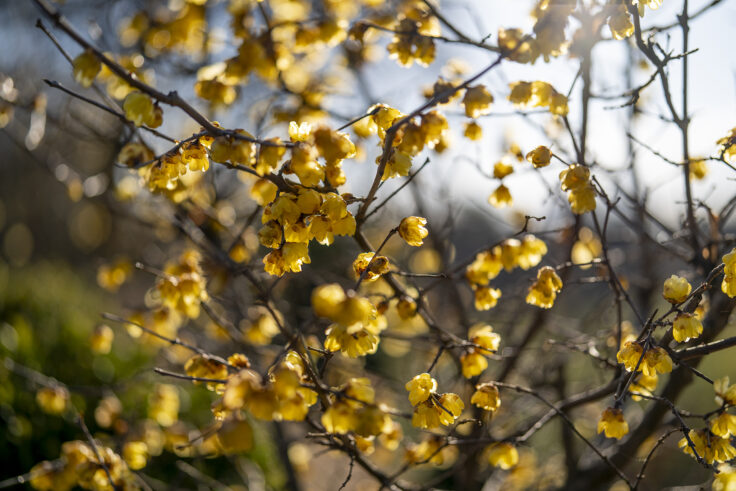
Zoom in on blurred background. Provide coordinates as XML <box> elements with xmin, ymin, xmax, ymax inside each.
<box><xmin>2</xmin><ymin>0</ymin><xmax>736</xmax><ymax>489</ymax></box>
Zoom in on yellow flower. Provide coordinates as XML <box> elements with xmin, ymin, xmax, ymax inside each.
<box><xmin>464</xmin><ymin>121</ymin><xmax>483</xmax><ymax>140</ymax></box>
<box><xmin>597</xmin><ymin>407</ymin><xmax>629</xmax><ymax>439</ymax></box>
<box><xmin>713</xmin><ymin>464</ymin><xmax>736</xmax><ymax>491</ymax></box>
<box><xmin>72</xmin><ymin>50</ymin><xmax>101</xmax><ymax>87</ymax></box>
<box><xmin>412</xmin><ymin>400</ymin><xmax>441</xmax><ymax>429</ymax></box>
<box><xmin>469</xmin><ymin>323</ymin><xmax>501</xmax><ymax>352</ymax></box>
<box><xmin>474</xmin><ymin>285</ymin><xmax>502</xmax><ymax>310</ymax></box>
<box><xmin>672</xmin><ymin>313</ymin><xmax>703</xmax><ymax>343</ymax></box>
<box><xmin>471</xmin><ymin>383</ymin><xmax>500</xmax><ymax>411</ymax></box>
<box><xmin>399</xmin><ymin>216</ymin><xmax>429</xmax><ymax>247</ymax></box>
<box><xmin>123</xmin><ymin>91</ymin><xmax>161</xmax><ymax>128</ymax></box>
<box><xmin>181</xmin><ymin>141</ymin><xmax>209</xmax><ymax>172</ymax></box>
<box><xmin>405</xmin><ymin>373</ymin><xmax>437</xmax><ymax>406</ymax></box>
<box><xmin>526</xmin><ymin>266</ymin><xmax>563</xmax><ymax>309</ymax></box>
<box><xmin>396</xmin><ymin>297</ymin><xmax>417</xmax><ymax>319</ymax></box>
<box><xmin>463</xmin><ymin>85</ymin><xmax>494</xmax><ymax>118</ymax></box>
<box><xmin>722</xmin><ymin>249</ymin><xmax>736</xmax><ymax>297</ymax></box>
<box><xmin>466</xmin><ymin>249</ymin><xmax>503</xmax><ymax>285</ymax></box>
<box><xmin>629</xmin><ymin>372</ymin><xmax>658</xmax><ymax>401</ymax></box>
<box><xmin>437</xmin><ymin>393</ymin><xmax>464</xmax><ymax>425</ymax></box>
<box><xmin>663</xmin><ymin>275</ymin><xmax>691</xmax><ymax>304</ymax></box>
<box><xmin>222</xmin><ymin>369</ymin><xmax>260</xmax><ymax>410</ymax></box>
<box><xmin>493</xmin><ymin>161</ymin><xmax>514</xmax><ymax>180</ymax></box>
<box><xmin>717</xmin><ymin>128</ymin><xmax>736</xmax><ymax>163</ymax></box>
<box><xmin>148</xmin><ymin>384</ymin><xmax>179</xmax><ymax>426</ymax></box>
<box><xmin>689</xmin><ymin>159</ymin><xmax>708</xmax><ymax>180</ymax></box>
<box><xmin>36</xmin><ymin>386</ymin><xmax>69</xmax><ymax>415</ymax></box>
<box><xmin>488</xmin><ymin>184</ymin><xmax>512</xmax><ymax>208</ymax></box>
<box><xmin>379</xmin><ymin>421</ymin><xmax>403</xmax><ymax>450</ymax></box>
<box><xmin>642</xmin><ymin>346</ymin><xmax>673</xmax><ymax>376</ymax></box>
<box><xmin>217</xmin><ymin>418</ymin><xmax>254</xmax><ymax>454</ymax></box>
<box><xmin>617</xmin><ymin>340</ymin><xmax>644</xmax><ymax>372</ymax></box>
<box><xmin>712</xmin><ymin>413</ymin><xmax>736</xmax><ymax>438</ymax></box>
<box><xmin>498</xmin><ymin>28</ymin><xmax>538</xmax><ymax>63</ymax></box>
<box><xmin>508</xmin><ymin>81</ymin><xmax>533</xmax><ymax>105</ymax></box>
<box><xmin>508</xmin><ymin>81</ymin><xmax>568</xmax><ymax>116</ymax></box>
<box><xmin>353</xmin><ymin>252</ymin><xmax>390</xmax><ymax>282</ymax></box>
<box><xmin>679</xmin><ymin>429</ymin><xmax>736</xmax><ymax>464</ymax></box>
<box><xmin>184</xmin><ymin>355</ymin><xmax>228</xmax><ymax>392</ymax></box>
<box><xmin>518</xmin><ymin>235</ymin><xmax>548</xmax><ymax>270</ymax></box>
<box><xmin>559</xmin><ymin>164</ymin><xmax>590</xmax><ymax>191</ymax></box>
<box><xmin>405</xmin><ymin>436</ymin><xmax>445</xmax><ymax>465</ymax></box>
<box><xmin>608</xmin><ymin>7</ymin><xmax>634</xmax><ymax>40</ymax></box>
<box><xmin>312</xmin><ymin>283</ymin><xmax>347</xmax><ymax>319</ymax></box>
<box><xmin>568</xmin><ymin>184</ymin><xmax>596</xmax><ymax>214</ymax></box>
<box><xmin>487</xmin><ymin>442</ymin><xmax>519</xmax><ymax>469</ymax></box>
<box><xmin>322</xmin><ymin>401</ymin><xmax>358</xmax><ymax>434</ymax></box>
<box><xmin>122</xmin><ymin>441</ymin><xmax>148</xmax><ymax>470</ymax></box>
<box><xmin>324</xmin><ymin>322</ymin><xmax>382</xmax><ymax>358</ymax></box>
<box><xmin>90</xmin><ymin>324</ymin><xmax>114</xmax><ymax>354</ymax></box>
<box><xmin>313</xmin><ymin>126</ymin><xmax>356</xmax><ymax>165</ymax></box>
<box><xmin>525</xmin><ymin>145</ymin><xmax>551</xmax><ymax>168</ymax></box>
<box><xmin>715</xmin><ymin>377</ymin><xmax>736</xmax><ymax>406</ymax></box>
<box><xmin>194</xmin><ymin>79</ymin><xmax>237</xmax><ymax>106</ymax></box>
<box><xmin>461</xmin><ymin>350</ymin><xmax>488</xmax><ymax>378</ymax></box>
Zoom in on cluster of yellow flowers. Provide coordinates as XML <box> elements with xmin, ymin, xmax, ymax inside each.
<box><xmin>526</xmin><ymin>266</ymin><xmax>564</xmax><ymax>309</ymax></box>
<box><xmin>29</xmin><ymin>441</ymin><xmax>138</xmax><ymax>491</ymax></box>
<box><xmin>496</xmin><ymin>1</ymin><xmax>574</xmax><ymax>65</ymax></box>
<box><xmin>465</xmin><ymin>235</ymin><xmax>548</xmax><ymax>310</ymax></box>
<box><xmin>96</xmin><ymin>258</ymin><xmax>133</xmax><ymax>292</ymax></box>
<box><xmin>183</xmin><ymin>354</ymin><xmax>231</xmax><ymax>392</ymax></box>
<box><xmin>126</xmin><ymin>307</ymin><xmax>181</xmax><ymax>348</ymax></box>
<box><xmin>260</xmin><ymin>190</ymin><xmax>356</xmax><ymax>276</ymax></box>
<box><xmin>659</xmin><ymin>275</ymin><xmax>705</xmax><ymax>342</ymax></box>
<box><xmin>312</xmin><ymin>283</ymin><xmax>386</xmax><ymax>357</ymax></box>
<box><xmin>155</xmin><ymin>249</ymin><xmax>208</xmax><ymax>318</ymax></box>
<box><xmin>321</xmin><ymin>378</ymin><xmax>400</xmax><ymax>453</ymax></box>
<box><xmin>559</xmin><ymin>164</ymin><xmax>596</xmax><ymax>214</ymax></box>
<box><xmin>679</xmin><ymin>429</ymin><xmax>736</xmax><ymax>465</ymax></box>
<box><xmin>617</xmin><ymin>342</ymin><xmax>672</xmax><ymax>377</ymax></box>
<box><xmin>672</xmin><ymin>377</ymin><xmax>736</xmax><ymax>464</ymax></box>
<box><xmin>460</xmin><ymin>324</ymin><xmax>502</xmax><ymax>378</ymax></box>
<box><xmin>72</xmin><ymin>49</ymin><xmax>155</xmax><ymax>101</ymax></box>
<box><xmin>722</xmin><ymin>248</ymin><xmax>736</xmax><ymax>297</ymax></box>
<box><xmin>222</xmin><ymin>351</ymin><xmax>317</xmax><ymax>421</ymax></box>
<box><xmin>241</xmin><ymin>309</ymin><xmax>281</xmax><ymax>345</ymax></box>
<box><xmin>386</xmin><ymin>4</ymin><xmax>440</xmax><ymax>68</ymax></box>
<box><xmin>146</xmin><ymin>135</ymin><xmax>213</xmax><ymax>192</ymax></box>
<box><xmin>508</xmin><ymin>80</ymin><xmax>569</xmax><ymax>117</ymax></box>
<box><xmin>148</xmin><ymin>383</ymin><xmax>180</xmax><ymax>427</ymax></box>
<box><xmin>363</xmin><ymin>105</ymin><xmax>448</xmax><ymax>180</ymax></box>
<box><xmin>118</xmin><ymin>3</ymin><xmax>207</xmax><ymax>56</ymax></box>
<box><xmin>405</xmin><ymin>373</ymin><xmax>464</xmax><ymax>429</ymax></box>
<box><xmin>405</xmin><ymin>435</ymin><xmax>455</xmax><ymax>465</ymax></box>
